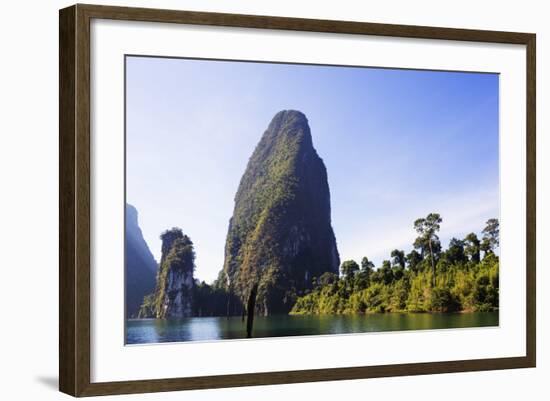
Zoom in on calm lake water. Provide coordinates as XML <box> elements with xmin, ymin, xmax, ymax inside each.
<box><xmin>126</xmin><ymin>312</ymin><xmax>498</xmax><ymax>344</ymax></box>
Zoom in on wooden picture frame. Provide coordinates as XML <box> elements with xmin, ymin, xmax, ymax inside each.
<box><xmin>59</xmin><ymin>3</ymin><xmax>536</xmax><ymax>397</ymax></box>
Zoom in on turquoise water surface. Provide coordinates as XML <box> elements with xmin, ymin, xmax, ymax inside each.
<box><xmin>126</xmin><ymin>312</ymin><xmax>498</xmax><ymax>344</ymax></box>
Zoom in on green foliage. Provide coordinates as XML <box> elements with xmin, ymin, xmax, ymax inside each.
<box><xmin>391</xmin><ymin>249</ymin><xmax>406</xmax><ymax>269</ymax></box>
<box><xmin>429</xmin><ymin>287</ymin><xmax>459</xmax><ymax>312</ymax></box>
<box><xmin>380</xmin><ymin>262</ymin><xmax>392</xmax><ymax>284</ymax></box>
<box><xmin>221</xmin><ymin>110</ymin><xmax>340</xmax><ymax>315</ymax></box>
<box><xmin>138</xmin><ymin>228</ymin><xmax>197</xmax><ymax>319</ymax></box>
<box><xmin>414</xmin><ymin>213</ymin><xmax>442</xmax><ymax>287</ymax></box>
<box><xmin>192</xmin><ymin>280</ymin><xmax>241</xmax><ymax>317</ymax></box>
<box><xmin>291</xmin><ymin>217</ymin><xmax>499</xmax><ymax>315</ymax></box>
<box><xmin>316</xmin><ymin>272</ymin><xmax>339</xmax><ymax>287</ymax></box>
<box><xmin>464</xmin><ymin>233</ymin><xmax>480</xmax><ymax>263</ymax></box>
<box><xmin>137</xmin><ymin>294</ymin><xmax>156</xmax><ymax>319</ymax></box>
<box><xmin>341</xmin><ymin>260</ymin><xmax>360</xmax><ymax>277</ymax></box>
<box><xmin>481</xmin><ymin>218</ymin><xmax>500</xmax><ymax>255</ymax></box>
<box><xmin>414</xmin><ymin>214</ymin><xmax>442</xmax><ymax>254</ymax></box>
<box><xmin>406</xmin><ymin>250</ymin><xmax>422</xmax><ymax>273</ymax></box>
<box><xmin>446</xmin><ymin>238</ymin><xmax>466</xmax><ymax>265</ymax></box>
<box><xmin>291</xmin><ymin>254</ymin><xmax>499</xmax><ymax>315</ymax></box>
<box><xmin>361</xmin><ymin>257</ymin><xmax>375</xmax><ymax>272</ymax></box>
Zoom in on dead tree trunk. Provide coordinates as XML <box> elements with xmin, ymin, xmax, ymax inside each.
<box><xmin>226</xmin><ymin>294</ymin><xmax>231</xmax><ymax>319</ymax></box>
<box><xmin>429</xmin><ymin>240</ymin><xmax>436</xmax><ymax>288</ymax></box>
<box><xmin>246</xmin><ymin>283</ymin><xmax>258</xmax><ymax>338</ymax></box>
<box><xmin>226</xmin><ymin>280</ymin><xmax>232</xmax><ymax>319</ymax></box>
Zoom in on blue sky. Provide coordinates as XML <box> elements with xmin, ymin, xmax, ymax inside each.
<box><xmin>126</xmin><ymin>56</ymin><xmax>499</xmax><ymax>283</ymax></box>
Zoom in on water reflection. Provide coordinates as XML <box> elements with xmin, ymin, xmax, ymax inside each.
<box><xmin>126</xmin><ymin>312</ymin><xmax>499</xmax><ymax>345</ymax></box>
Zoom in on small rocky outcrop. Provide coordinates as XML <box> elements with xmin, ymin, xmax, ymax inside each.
<box><xmin>141</xmin><ymin>228</ymin><xmax>195</xmax><ymax>318</ymax></box>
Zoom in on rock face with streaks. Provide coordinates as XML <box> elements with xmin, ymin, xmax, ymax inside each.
<box><xmin>220</xmin><ymin>110</ymin><xmax>340</xmax><ymax>315</ymax></box>
<box><xmin>150</xmin><ymin>228</ymin><xmax>195</xmax><ymax>318</ymax></box>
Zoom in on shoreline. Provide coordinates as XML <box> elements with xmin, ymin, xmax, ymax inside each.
<box><xmin>127</xmin><ymin>309</ymin><xmax>499</xmax><ymax>321</ymax></box>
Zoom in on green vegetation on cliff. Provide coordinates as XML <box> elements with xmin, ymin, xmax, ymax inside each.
<box><xmin>138</xmin><ymin>228</ymin><xmax>196</xmax><ymax>318</ymax></box>
<box><xmin>291</xmin><ymin>216</ymin><xmax>499</xmax><ymax>315</ymax></box>
<box><xmin>221</xmin><ymin>110</ymin><xmax>340</xmax><ymax>315</ymax></box>
<box><xmin>192</xmin><ymin>280</ymin><xmax>241</xmax><ymax>317</ymax></box>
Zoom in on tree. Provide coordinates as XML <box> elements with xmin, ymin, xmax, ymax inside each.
<box><xmin>406</xmin><ymin>250</ymin><xmax>422</xmax><ymax>273</ymax></box>
<box><xmin>391</xmin><ymin>249</ymin><xmax>406</xmax><ymax>269</ymax></box>
<box><xmin>392</xmin><ymin>265</ymin><xmax>405</xmax><ymax>281</ymax></box>
<box><xmin>361</xmin><ymin>256</ymin><xmax>375</xmax><ymax>273</ymax></box>
<box><xmin>355</xmin><ymin>257</ymin><xmax>375</xmax><ymax>290</ymax></box>
<box><xmin>481</xmin><ymin>218</ymin><xmax>500</xmax><ymax>255</ymax></box>
<box><xmin>379</xmin><ymin>260</ymin><xmax>394</xmax><ymax>285</ymax></box>
<box><xmin>430</xmin><ymin>287</ymin><xmax>459</xmax><ymax>312</ymax></box>
<box><xmin>317</xmin><ymin>272</ymin><xmax>338</xmax><ymax>287</ymax></box>
<box><xmin>341</xmin><ymin>260</ymin><xmax>360</xmax><ymax>278</ymax></box>
<box><xmin>464</xmin><ymin>233</ymin><xmax>480</xmax><ymax>263</ymax></box>
<box><xmin>446</xmin><ymin>238</ymin><xmax>466</xmax><ymax>264</ymax></box>
<box><xmin>289</xmin><ymin>217</ymin><xmax>500</xmax><ymax>316</ymax></box>
<box><xmin>414</xmin><ymin>213</ymin><xmax>442</xmax><ymax>287</ymax></box>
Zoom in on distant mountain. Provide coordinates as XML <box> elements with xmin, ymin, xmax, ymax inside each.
<box><xmin>220</xmin><ymin>110</ymin><xmax>340</xmax><ymax>315</ymax></box>
<box><xmin>125</xmin><ymin>204</ymin><xmax>157</xmax><ymax>318</ymax></box>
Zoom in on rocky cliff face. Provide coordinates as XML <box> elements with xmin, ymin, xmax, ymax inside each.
<box><xmin>125</xmin><ymin>204</ymin><xmax>157</xmax><ymax>318</ymax></box>
<box><xmin>221</xmin><ymin>110</ymin><xmax>340</xmax><ymax>315</ymax></box>
<box><xmin>152</xmin><ymin>228</ymin><xmax>195</xmax><ymax>318</ymax></box>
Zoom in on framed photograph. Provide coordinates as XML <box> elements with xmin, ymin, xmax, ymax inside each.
<box><xmin>59</xmin><ymin>4</ymin><xmax>536</xmax><ymax>397</ymax></box>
